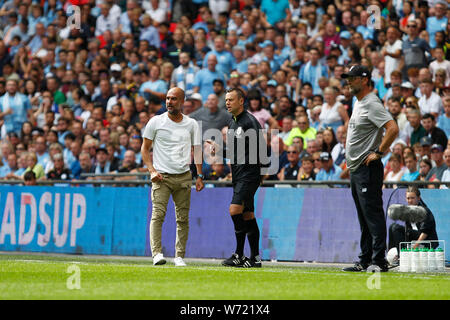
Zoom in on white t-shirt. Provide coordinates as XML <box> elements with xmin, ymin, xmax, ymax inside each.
<box><xmin>143</xmin><ymin>112</ymin><xmax>201</xmax><ymax>174</ymax></box>
<box><xmin>384</xmin><ymin>39</ymin><xmax>402</xmax><ymax>85</ymax></box>
<box><xmin>418</xmin><ymin>91</ymin><xmax>443</xmax><ymax>115</ymax></box>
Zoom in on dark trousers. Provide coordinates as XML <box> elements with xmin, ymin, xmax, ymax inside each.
<box><xmin>389</xmin><ymin>223</ymin><xmax>436</xmax><ymax>250</ymax></box>
<box><xmin>350</xmin><ymin>160</ymin><xmax>387</xmax><ymax>265</ymax></box>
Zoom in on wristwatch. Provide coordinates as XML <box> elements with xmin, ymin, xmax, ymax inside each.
<box><xmin>197</xmin><ymin>174</ymin><xmax>204</xmax><ymax>179</ymax></box>
<box><xmin>375</xmin><ymin>149</ymin><xmax>384</xmax><ymax>156</ymax></box>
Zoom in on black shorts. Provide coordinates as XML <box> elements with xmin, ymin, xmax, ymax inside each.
<box><xmin>231</xmin><ymin>180</ymin><xmax>260</xmax><ymax>212</ymax></box>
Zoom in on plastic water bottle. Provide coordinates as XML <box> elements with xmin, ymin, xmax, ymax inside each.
<box><xmin>400</xmin><ymin>249</ymin><xmax>408</xmax><ymax>272</ymax></box>
<box><xmin>420</xmin><ymin>248</ymin><xmax>429</xmax><ymax>272</ymax></box>
<box><xmin>411</xmin><ymin>248</ymin><xmax>419</xmax><ymax>272</ymax></box>
<box><xmin>436</xmin><ymin>248</ymin><xmax>445</xmax><ymax>271</ymax></box>
<box><xmin>406</xmin><ymin>248</ymin><xmax>412</xmax><ymax>272</ymax></box>
<box><xmin>428</xmin><ymin>249</ymin><xmax>436</xmax><ymax>272</ymax></box>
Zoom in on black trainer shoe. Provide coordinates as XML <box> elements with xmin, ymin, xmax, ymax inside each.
<box><xmin>369</xmin><ymin>262</ymin><xmax>389</xmax><ymax>272</ymax></box>
<box><xmin>222</xmin><ymin>253</ymin><xmax>245</xmax><ymax>267</ymax></box>
<box><xmin>239</xmin><ymin>256</ymin><xmax>262</xmax><ymax>268</ymax></box>
<box><xmin>342</xmin><ymin>262</ymin><xmax>368</xmax><ymax>272</ymax></box>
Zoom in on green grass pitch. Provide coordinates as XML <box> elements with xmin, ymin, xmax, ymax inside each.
<box><xmin>0</xmin><ymin>254</ymin><xmax>449</xmax><ymax>300</ymax></box>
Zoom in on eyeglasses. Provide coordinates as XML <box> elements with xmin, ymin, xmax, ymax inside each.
<box><xmin>287</xmin><ymin>151</ymin><xmax>298</xmax><ymax>154</ymax></box>
<box><xmin>132</xmin><ymin>135</ymin><xmax>141</xmax><ymax>139</ymax></box>
<box><xmin>407</xmin><ymin>25</ymin><xmax>417</xmax><ymax>28</ymax></box>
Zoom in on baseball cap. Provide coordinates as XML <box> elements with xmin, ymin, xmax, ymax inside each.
<box><xmin>110</xmin><ymin>64</ymin><xmax>122</xmax><ymax>72</ymax></box>
<box><xmin>431</xmin><ymin>144</ymin><xmax>443</xmax><ymax>152</ymax></box>
<box><xmin>420</xmin><ymin>136</ymin><xmax>433</xmax><ymax>146</ymax></box>
<box><xmin>190</xmin><ymin>93</ymin><xmax>202</xmax><ymax>101</ymax></box>
<box><xmin>341</xmin><ymin>65</ymin><xmax>371</xmax><ymax>79</ymax></box>
<box><xmin>259</xmin><ymin>40</ymin><xmax>274</xmax><ymax>48</ymax></box>
<box><xmin>320</xmin><ymin>152</ymin><xmax>331</xmax><ymax>161</ymax></box>
<box><xmin>267</xmin><ymin>79</ymin><xmax>277</xmax><ymax>87</ymax></box>
<box><xmin>401</xmin><ymin>81</ymin><xmax>414</xmax><ymax>89</ymax></box>
<box><xmin>340</xmin><ymin>31</ymin><xmax>351</xmax><ymax>39</ymax></box>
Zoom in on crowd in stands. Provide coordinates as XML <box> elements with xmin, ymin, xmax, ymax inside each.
<box><xmin>0</xmin><ymin>0</ymin><xmax>449</xmax><ymax>188</ymax></box>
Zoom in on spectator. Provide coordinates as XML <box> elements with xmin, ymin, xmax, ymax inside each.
<box><xmin>297</xmin><ymin>156</ymin><xmax>315</xmax><ymax>181</ymax></box>
<box><xmin>78</xmin><ymin>152</ymin><xmax>94</xmax><ymax>180</ymax></box>
<box><xmin>298</xmin><ymin>47</ymin><xmax>328</xmax><ymax>95</ymax></box>
<box><xmin>46</xmin><ymin>153</ymin><xmax>72</xmax><ymax>181</ymax></box>
<box><xmin>384</xmin><ymin>153</ymin><xmax>406</xmax><ymax>183</ymax></box>
<box><xmin>429</xmin><ymin>47</ymin><xmax>450</xmax><ymax>85</ymax></box>
<box><xmin>94</xmin><ymin>147</ymin><xmax>119</xmax><ymax>174</ymax></box>
<box><xmin>426</xmin><ymin>1</ymin><xmax>448</xmax><ymax>49</ymax></box>
<box><xmin>202</xmin><ymin>35</ymin><xmax>236</xmax><ymax>76</ymax></box>
<box><xmin>193</xmin><ymin>54</ymin><xmax>225</xmax><ymax>104</ymax></box>
<box><xmin>315</xmin><ymin>151</ymin><xmax>342</xmax><ymax>181</ymax></box>
<box><xmin>382</xmin><ymin>26</ymin><xmax>402</xmax><ymax>87</ymax></box>
<box><xmin>331</xmin><ymin>125</ymin><xmax>346</xmax><ymax>166</ymax></box>
<box><xmin>34</xmin><ymin>135</ymin><xmax>50</xmax><ymax>168</ymax></box>
<box><xmin>24</xmin><ymin>151</ymin><xmax>45</xmax><ymax>180</ymax></box>
<box><xmin>139</xmin><ymin>65</ymin><xmax>168</xmax><ymax>102</ymax></box>
<box><xmin>266</xmin><ymin>135</ymin><xmax>288</xmax><ymax>180</ymax></box>
<box><xmin>426</xmin><ymin>144</ymin><xmax>447</xmax><ymax>182</ymax></box>
<box><xmin>408</xmin><ymin>108</ymin><xmax>427</xmax><ymax>147</ymax></box>
<box><xmin>440</xmin><ymin>148</ymin><xmax>450</xmax><ymax>188</ymax></box>
<box><xmin>190</xmin><ymin>93</ymin><xmax>231</xmax><ymax>137</ymax></box>
<box><xmin>402</xmin><ymin>19</ymin><xmax>431</xmax><ymax>75</ymax></box>
<box><xmin>246</xmin><ymin>89</ymin><xmax>279</xmax><ymax>130</ymax></box>
<box><xmin>321</xmin><ymin>127</ymin><xmax>338</xmax><ymax>154</ymax></box>
<box><xmin>95</xmin><ymin>3</ymin><xmax>119</xmax><ymax>37</ymax></box>
<box><xmin>422</xmin><ymin>113</ymin><xmax>448</xmax><ymax>148</ymax></box>
<box><xmin>285</xmin><ymin>115</ymin><xmax>317</xmax><ymax>150</ymax></box>
<box><xmin>0</xmin><ymin>79</ymin><xmax>31</xmax><ymax>136</ymax></box>
<box><xmin>319</xmin><ymin>86</ymin><xmax>349</xmax><ymax>131</ymax></box>
<box><xmin>23</xmin><ymin>170</ymin><xmax>37</xmax><ymax>186</ymax></box>
<box><xmin>278</xmin><ymin>116</ymin><xmax>293</xmax><ymax>142</ymax></box>
<box><xmin>170</xmin><ymin>51</ymin><xmax>199</xmax><ymax>98</ymax></box>
<box><xmin>118</xmin><ymin>150</ymin><xmax>138</xmax><ymax>173</ymax></box>
<box><xmin>260</xmin><ymin>0</ymin><xmax>290</xmax><ymax>27</ymax></box>
<box><xmin>401</xmin><ymin>153</ymin><xmax>420</xmax><ymax>182</ymax></box>
<box><xmin>418</xmin><ymin>157</ymin><xmax>433</xmax><ymax>184</ymax></box>
<box><xmin>437</xmin><ymin>96</ymin><xmax>450</xmax><ymax>137</ymax></box>
<box><xmin>418</xmin><ymin>78</ymin><xmax>443</xmax><ymax>118</ymax></box>
<box><xmin>0</xmin><ymin>152</ymin><xmax>18</xmax><ymax>179</ymax></box>
<box><xmin>278</xmin><ymin>145</ymin><xmax>301</xmax><ymax>181</ymax></box>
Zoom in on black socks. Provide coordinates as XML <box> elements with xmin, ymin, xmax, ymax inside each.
<box><xmin>231</xmin><ymin>214</ymin><xmax>246</xmax><ymax>257</ymax></box>
<box><xmin>245</xmin><ymin>218</ymin><xmax>260</xmax><ymax>259</ymax></box>
<box><xmin>231</xmin><ymin>214</ymin><xmax>260</xmax><ymax>259</ymax></box>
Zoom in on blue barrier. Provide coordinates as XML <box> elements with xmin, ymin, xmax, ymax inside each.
<box><xmin>1</xmin><ymin>186</ymin><xmax>449</xmax><ymax>263</ymax></box>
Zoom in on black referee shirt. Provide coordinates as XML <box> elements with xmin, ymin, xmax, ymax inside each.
<box><xmin>226</xmin><ymin>110</ymin><xmax>267</xmax><ymax>183</ymax></box>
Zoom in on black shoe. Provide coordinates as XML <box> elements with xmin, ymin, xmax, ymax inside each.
<box><xmin>369</xmin><ymin>262</ymin><xmax>389</xmax><ymax>272</ymax></box>
<box><xmin>222</xmin><ymin>253</ymin><xmax>245</xmax><ymax>267</ymax></box>
<box><xmin>342</xmin><ymin>262</ymin><xmax>368</xmax><ymax>272</ymax></box>
<box><xmin>239</xmin><ymin>256</ymin><xmax>262</xmax><ymax>268</ymax></box>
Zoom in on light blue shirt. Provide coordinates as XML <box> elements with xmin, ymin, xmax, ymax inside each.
<box><xmin>203</xmin><ymin>50</ymin><xmax>237</xmax><ymax>76</ymax></box>
<box><xmin>193</xmin><ymin>69</ymin><xmax>226</xmax><ymax>103</ymax></box>
<box><xmin>426</xmin><ymin>16</ymin><xmax>447</xmax><ymax>48</ymax></box>
<box><xmin>0</xmin><ymin>93</ymin><xmax>31</xmax><ymax>134</ymax></box>
<box><xmin>261</xmin><ymin>0</ymin><xmax>289</xmax><ymax>26</ymax></box>
<box><xmin>316</xmin><ymin>164</ymin><xmax>342</xmax><ymax>181</ymax></box>
<box><xmin>401</xmin><ymin>170</ymin><xmax>420</xmax><ymax>182</ymax></box>
<box><xmin>139</xmin><ymin>80</ymin><xmax>168</xmax><ymax>97</ymax></box>
<box><xmin>437</xmin><ymin>114</ymin><xmax>450</xmax><ymax>138</ymax></box>
<box><xmin>140</xmin><ymin>26</ymin><xmax>160</xmax><ymax>48</ymax></box>
<box><xmin>298</xmin><ymin>62</ymin><xmax>329</xmax><ymax>95</ymax></box>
